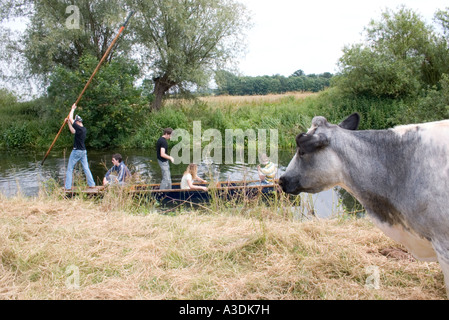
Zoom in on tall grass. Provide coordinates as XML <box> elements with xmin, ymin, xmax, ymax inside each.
<box><xmin>126</xmin><ymin>92</ymin><xmax>319</xmax><ymax>150</ymax></box>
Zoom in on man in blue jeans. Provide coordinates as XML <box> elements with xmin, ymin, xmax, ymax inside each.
<box><xmin>156</xmin><ymin>128</ymin><xmax>174</xmax><ymax>189</ymax></box>
<box><xmin>65</xmin><ymin>103</ymin><xmax>96</xmax><ymax>190</ymax></box>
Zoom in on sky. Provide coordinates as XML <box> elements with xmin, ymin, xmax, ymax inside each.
<box><xmin>236</xmin><ymin>0</ymin><xmax>449</xmax><ymax>77</ymax></box>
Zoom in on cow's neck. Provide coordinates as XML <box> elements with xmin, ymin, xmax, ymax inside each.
<box><xmin>335</xmin><ymin>129</ymin><xmax>416</xmax><ymax>225</ymax></box>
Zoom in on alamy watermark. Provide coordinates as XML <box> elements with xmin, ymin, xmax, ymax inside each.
<box><xmin>365</xmin><ymin>266</ymin><xmax>381</xmax><ymax>290</ymax></box>
<box><xmin>170</xmin><ymin>121</ymin><xmax>278</xmax><ymax>165</ymax></box>
<box><xmin>66</xmin><ymin>5</ymin><xmax>80</xmax><ymax>30</ymax></box>
<box><xmin>65</xmin><ymin>265</ymin><xmax>80</xmax><ymax>290</ymax></box>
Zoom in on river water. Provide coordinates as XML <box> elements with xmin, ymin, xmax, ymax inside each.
<box><xmin>0</xmin><ymin>148</ymin><xmax>344</xmax><ymax>217</ymax></box>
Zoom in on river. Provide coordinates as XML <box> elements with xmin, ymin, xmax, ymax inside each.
<box><xmin>0</xmin><ymin>148</ymin><xmax>344</xmax><ymax>217</ymax></box>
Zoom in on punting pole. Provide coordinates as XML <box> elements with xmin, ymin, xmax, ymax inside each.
<box><xmin>41</xmin><ymin>11</ymin><xmax>135</xmax><ymax>165</ymax></box>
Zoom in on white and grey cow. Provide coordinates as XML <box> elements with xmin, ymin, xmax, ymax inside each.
<box><xmin>280</xmin><ymin>113</ymin><xmax>449</xmax><ymax>296</ymax></box>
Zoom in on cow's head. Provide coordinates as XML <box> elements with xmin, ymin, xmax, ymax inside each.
<box><xmin>279</xmin><ymin>113</ymin><xmax>360</xmax><ymax>195</ymax></box>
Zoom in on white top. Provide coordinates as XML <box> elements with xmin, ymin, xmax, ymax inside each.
<box><xmin>181</xmin><ymin>173</ymin><xmax>193</xmax><ymax>189</ymax></box>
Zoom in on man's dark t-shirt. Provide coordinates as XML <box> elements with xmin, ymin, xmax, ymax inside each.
<box><xmin>72</xmin><ymin>122</ymin><xmax>87</xmax><ymax>150</ymax></box>
<box><xmin>156</xmin><ymin>137</ymin><xmax>169</xmax><ymax>162</ymax></box>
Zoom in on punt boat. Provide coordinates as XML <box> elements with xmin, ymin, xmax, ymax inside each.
<box><xmin>64</xmin><ymin>180</ymin><xmax>280</xmax><ymax>204</ymax></box>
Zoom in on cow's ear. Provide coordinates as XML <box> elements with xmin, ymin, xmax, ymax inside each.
<box><xmin>297</xmin><ymin>133</ymin><xmax>329</xmax><ymax>155</ymax></box>
<box><xmin>339</xmin><ymin>113</ymin><xmax>360</xmax><ymax>130</ymax></box>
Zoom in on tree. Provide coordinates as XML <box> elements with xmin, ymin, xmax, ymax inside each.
<box><xmin>127</xmin><ymin>0</ymin><xmax>251</xmax><ymax>110</ymax></box>
<box><xmin>47</xmin><ymin>54</ymin><xmax>146</xmax><ymax>148</ymax></box>
<box><xmin>291</xmin><ymin>69</ymin><xmax>305</xmax><ymax>77</ymax></box>
<box><xmin>336</xmin><ymin>6</ymin><xmax>449</xmax><ymax>98</ymax></box>
<box><xmin>214</xmin><ymin>71</ymin><xmax>332</xmax><ymax>96</ymax></box>
<box><xmin>435</xmin><ymin>8</ymin><xmax>449</xmax><ymax>37</ymax></box>
<box><xmin>435</xmin><ymin>9</ymin><xmax>449</xmax><ymax>72</ymax></box>
<box><xmin>215</xmin><ymin>70</ymin><xmax>239</xmax><ymax>95</ymax></box>
<box><xmin>0</xmin><ymin>0</ymin><xmax>132</xmax><ymax>87</ymax></box>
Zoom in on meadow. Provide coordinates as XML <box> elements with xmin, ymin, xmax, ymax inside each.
<box><xmin>0</xmin><ymin>190</ymin><xmax>446</xmax><ymax>300</ymax></box>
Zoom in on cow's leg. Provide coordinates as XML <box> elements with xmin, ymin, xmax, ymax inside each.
<box><xmin>432</xmin><ymin>240</ymin><xmax>449</xmax><ymax>298</ymax></box>
<box><xmin>437</xmin><ymin>256</ymin><xmax>449</xmax><ymax>298</ymax></box>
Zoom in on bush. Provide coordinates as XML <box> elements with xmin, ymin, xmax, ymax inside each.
<box><xmin>128</xmin><ymin>106</ymin><xmax>189</xmax><ymax>149</ymax></box>
<box><xmin>313</xmin><ymin>76</ymin><xmax>449</xmax><ymax>131</ymax></box>
<box><xmin>2</xmin><ymin>123</ymin><xmax>33</xmax><ymax>148</ymax></box>
<box><xmin>0</xmin><ymin>89</ymin><xmax>18</xmax><ymax>109</ymax></box>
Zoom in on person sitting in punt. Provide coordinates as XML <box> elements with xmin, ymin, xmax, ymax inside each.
<box><xmin>103</xmin><ymin>153</ymin><xmax>131</xmax><ymax>186</ymax></box>
<box><xmin>181</xmin><ymin>164</ymin><xmax>208</xmax><ymax>191</ymax></box>
<box><xmin>257</xmin><ymin>154</ymin><xmax>277</xmax><ymax>185</ymax></box>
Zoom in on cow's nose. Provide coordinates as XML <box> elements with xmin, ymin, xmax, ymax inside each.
<box><xmin>278</xmin><ymin>177</ymin><xmax>283</xmax><ymax>186</ymax></box>
<box><xmin>278</xmin><ymin>176</ymin><xmax>286</xmax><ymax>191</ymax></box>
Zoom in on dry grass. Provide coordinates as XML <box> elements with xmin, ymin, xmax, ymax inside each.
<box><xmin>164</xmin><ymin>92</ymin><xmax>317</xmax><ymax>109</ymax></box>
<box><xmin>199</xmin><ymin>92</ymin><xmax>317</xmax><ymax>105</ymax></box>
<box><xmin>0</xmin><ymin>195</ymin><xmax>446</xmax><ymax>300</ymax></box>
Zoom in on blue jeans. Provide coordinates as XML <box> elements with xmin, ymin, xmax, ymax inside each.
<box><xmin>158</xmin><ymin>159</ymin><xmax>172</xmax><ymax>189</ymax></box>
<box><xmin>65</xmin><ymin>149</ymin><xmax>96</xmax><ymax>189</ymax></box>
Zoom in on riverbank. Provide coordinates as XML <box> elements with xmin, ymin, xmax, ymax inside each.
<box><xmin>0</xmin><ymin>91</ymin><xmax>319</xmax><ymax>150</ymax></box>
<box><xmin>0</xmin><ymin>195</ymin><xmax>445</xmax><ymax>299</ymax></box>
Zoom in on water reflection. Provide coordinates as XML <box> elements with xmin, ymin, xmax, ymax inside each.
<box><xmin>0</xmin><ymin>148</ymin><xmax>351</xmax><ymax>218</ymax></box>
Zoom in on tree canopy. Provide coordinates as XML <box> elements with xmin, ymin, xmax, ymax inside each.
<box><xmin>0</xmin><ymin>0</ymin><xmax>133</xmax><ymax>88</ymax></box>
<box><xmin>215</xmin><ymin>70</ymin><xmax>332</xmax><ymax>95</ymax></box>
<box><xmin>127</xmin><ymin>0</ymin><xmax>251</xmax><ymax>110</ymax></box>
<box><xmin>335</xmin><ymin>6</ymin><xmax>449</xmax><ymax>98</ymax></box>
<box><xmin>1</xmin><ymin>0</ymin><xmax>251</xmax><ymax>110</ymax></box>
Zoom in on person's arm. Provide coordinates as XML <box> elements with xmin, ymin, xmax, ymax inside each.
<box><xmin>103</xmin><ymin>167</ymin><xmax>113</xmax><ymax>185</ymax></box>
<box><xmin>194</xmin><ymin>175</ymin><xmax>207</xmax><ymax>184</ymax></box>
<box><xmin>160</xmin><ymin>147</ymin><xmax>174</xmax><ymax>163</ymax></box>
<box><xmin>117</xmin><ymin>163</ymin><xmax>130</xmax><ymax>183</ymax></box>
<box><xmin>67</xmin><ymin>104</ymin><xmax>76</xmax><ymax>134</ymax></box>
<box><xmin>187</xmin><ymin>178</ymin><xmax>208</xmax><ymax>191</ymax></box>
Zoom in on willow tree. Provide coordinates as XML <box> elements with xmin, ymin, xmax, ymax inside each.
<box><xmin>0</xmin><ymin>0</ymin><xmax>132</xmax><ymax>88</ymax></box>
<box><xmin>128</xmin><ymin>0</ymin><xmax>251</xmax><ymax>110</ymax></box>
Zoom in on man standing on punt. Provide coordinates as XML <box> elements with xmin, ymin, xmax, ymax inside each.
<box><xmin>64</xmin><ymin>103</ymin><xmax>96</xmax><ymax>190</ymax></box>
<box><xmin>156</xmin><ymin>128</ymin><xmax>174</xmax><ymax>189</ymax></box>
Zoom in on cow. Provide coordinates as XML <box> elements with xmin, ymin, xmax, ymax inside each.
<box><xmin>279</xmin><ymin>113</ymin><xmax>449</xmax><ymax>296</ymax></box>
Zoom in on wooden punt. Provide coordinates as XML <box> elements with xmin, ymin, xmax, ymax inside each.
<box><xmin>64</xmin><ymin>180</ymin><xmax>280</xmax><ymax>203</ymax></box>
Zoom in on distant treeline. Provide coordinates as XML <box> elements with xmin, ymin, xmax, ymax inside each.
<box><xmin>214</xmin><ymin>70</ymin><xmax>333</xmax><ymax>95</ymax></box>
